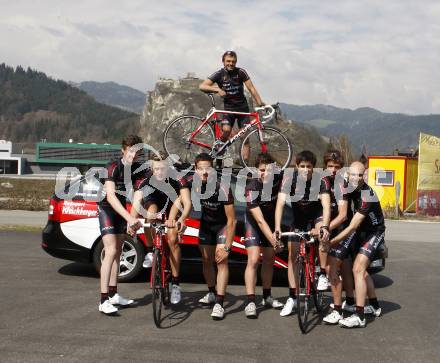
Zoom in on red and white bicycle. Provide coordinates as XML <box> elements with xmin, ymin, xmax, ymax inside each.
<box><xmin>162</xmin><ymin>93</ymin><xmax>293</xmax><ymax>169</ymax></box>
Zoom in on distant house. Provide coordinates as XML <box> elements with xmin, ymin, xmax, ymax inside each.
<box><xmin>367</xmin><ymin>155</ymin><xmax>418</xmax><ymax>213</ymax></box>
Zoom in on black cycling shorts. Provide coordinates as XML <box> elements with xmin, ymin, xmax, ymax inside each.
<box><xmin>199</xmin><ymin>222</ymin><xmax>227</xmax><ymax>246</ymax></box>
<box><xmin>355</xmin><ymin>231</ymin><xmax>385</xmax><ymax>261</ymax></box>
<box><xmin>289</xmin><ymin>215</ymin><xmax>323</xmax><ymax>242</ymax></box>
<box><xmin>328</xmin><ymin>231</ymin><xmax>358</xmax><ymax>260</ymax></box>
<box><xmin>244</xmin><ymin>221</ymin><xmax>272</xmax><ymax>248</ymax></box>
<box><xmin>221</xmin><ymin>113</ymin><xmax>250</xmax><ymax>129</ymax></box>
<box><xmin>142</xmin><ymin>198</ymin><xmax>171</xmax><ymax>217</ymax></box>
<box><xmin>98</xmin><ymin>205</ymin><xmax>126</xmax><ymax>236</ymax></box>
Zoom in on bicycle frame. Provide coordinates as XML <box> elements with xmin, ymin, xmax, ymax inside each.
<box><xmin>189</xmin><ymin>106</ymin><xmax>267</xmax><ymax>153</ymax></box>
<box><xmin>149</xmin><ymin>227</ymin><xmax>171</xmax><ymax>290</ymax></box>
<box><xmin>298</xmin><ymin>237</ymin><xmax>317</xmax><ymax>297</ymax></box>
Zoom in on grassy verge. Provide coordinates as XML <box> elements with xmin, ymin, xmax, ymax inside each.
<box><xmin>0</xmin><ymin>224</ymin><xmax>43</xmax><ymax>232</ymax></box>
<box><xmin>0</xmin><ymin>178</ymin><xmax>55</xmax><ymax>211</ymax></box>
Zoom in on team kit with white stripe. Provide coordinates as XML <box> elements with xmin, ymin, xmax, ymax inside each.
<box><xmin>96</xmin><ymin>159</ymin><xmax>385</xmax><ymax>322</ymax></box>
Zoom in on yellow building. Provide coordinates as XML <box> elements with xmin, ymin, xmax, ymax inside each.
<box><xmin>367</xmin><ymin>156</ymin><xmax>418</xmax><ymax>213</ymax></box>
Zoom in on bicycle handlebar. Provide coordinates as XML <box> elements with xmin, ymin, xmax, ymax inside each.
<box><xmin>254</xmin><ymin>104</ymin><xmax>276</xmax><ymax>122</ymax></box>
<box><xmin>276</xmin><ymin>230</ymin><xmax>315</xmax><ymax>244</ymax></box>
<box><xmin>142</xmin><ymin>221</ymin><xmax>180</xmax><ymax>231</ymax></box>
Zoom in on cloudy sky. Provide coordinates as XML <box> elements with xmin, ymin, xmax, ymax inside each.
<box><xmin>1</xmin><ymin>0</ymin><xmax>439</xmax><ymax>114</ymax></box>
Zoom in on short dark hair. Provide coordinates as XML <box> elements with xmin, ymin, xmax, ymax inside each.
<box><xmin>195</xmin><ymin>153</ymin><xmax>213</xmax><ymax>167</ymax></box>
<box><xmin>222</xmin><ymin>50</ymin><xmax>237</xmax><ymax>62</ymax></box>
<box><xmin>150</xmin><ymin>151</ymin><xmax>168</xmax><ymax>162</ymax></box>
<box><xmin>295</xmin><ymin>150</ymin><xmax>317</xmax><ymax>167</ymax></box>
<box><xmin>122</xmin><ymin>135</ymin><xmax>143</xmax><ymax>149</ymax></box>
<box><xmin>324</xmin><ymin>149</ymin><xmax>344</xmax><ymax>167</ymax></box>
<box><xmin>255</xmin><ymin>153</ymin><xmax>275</xmax><ymax>167</ymax></box>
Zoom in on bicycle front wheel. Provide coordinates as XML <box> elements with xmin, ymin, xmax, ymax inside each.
<box><xmin>163</xmin><ymin>115</ymin><xmax>215</xmax><ymax>164</ymax></box>
<box><xmin>151</xmin><ymin>248</ymin><xmax>163</xmax><ymax>327</ymax></box>
<box><xmin>239</xmin><ymin>125</ymin><xmax>292</xmax><ymax>170</ymax></box>
<box><xmin>312</xmin><ymin>254</ymin><xmax>324</xmax><ymax>313</ymax></box>
<box><xmin>296</xmin><ymin>257</ymin><xmax>309</xmax><ymax>334</ymax></box>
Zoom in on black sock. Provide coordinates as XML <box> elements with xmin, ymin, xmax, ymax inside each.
<box><xmin>263</xmin><ymin>288</ymin><xmax>271</xmax><ymax>299</ymax></box>
<box><xmin>208</xmin><ymin>286</ymin><xmax>216</xmax><ymax>294</ymax></box>
<box><xmin>108</xmin><ymin>286</ymin><xmax>117</xmax><ymax>298</ymax></box>
<box><xmin>146</xmin><ymin>246</ymin><xmax>153</xmax><ymax>253</ymax></box>
<box><xmin>101</xmin><ymin>292</ymin><xmax>109</xmax><ymax>304</ymax></box>
<box><xmin>289</xmin><ymin>288</ymin><xmax>296</xmax><ymax>298</ymax></box>
<box><xmin>171</xmin><ymin>276</ymin><xmax>179</xmax><ymax>286</ymax></box>
<box><xmin>356</xmin><ymin>306</ymin><xmax>365</xmax><ymax>320</ymax></box>
<box><xmin>334</xmin><ymin>304</ymin><xmax>342</xmax><ymax>314</ymax></box>
<box><xmin>216</xmin><ymin>294</ymin><xmax>224</xmax><ymax>307</ymax></box>
<box><xmin>369</xmin><ymin>298</ymin><xmax>380</xmax><ymax>310</ymax></box>
<box><xmin>320</xmin><ymin>268</ymin><xmax>326</xmax><ymax>276</ymax></box>
<box><xmin>247</xmin><ymin>294</ymin><xmax>256</xmax><ymax>304</ymax></box>
<box><xmin>346</xmin><ymin>296</ymin><xmax>355</xmax><ymax>306</ymax></box>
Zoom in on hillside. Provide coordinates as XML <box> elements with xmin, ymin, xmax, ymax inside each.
<box><xmin>0</xmin><ymin>64</ymin><xmax>140</xmax><ymax>149</ymax></box>
<box><xmin>280</xmin><ymin>103</ymin><xmax>440</xmax><ymax>154</ymax></box>
<box><xmin>75</xmin><ymin>81</ymin><xmax>146</xmax><ymax>114</ymax></box>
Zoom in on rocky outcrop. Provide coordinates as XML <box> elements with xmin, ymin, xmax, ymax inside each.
<box><xmin>140</xmin><ymin>74</ymin><xmax>328</xmax><ymax>163</ymax></box>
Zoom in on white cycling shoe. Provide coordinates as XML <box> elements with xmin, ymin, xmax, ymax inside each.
<box><xmin>142</xmin><ymin>252</ymin><xmax>153</xmax><ymax>268</ymax></box>
<box><xmin>323</xmin><ymin>310</ymin><xmax>343</xmax><ymax>324</ymax></box>
<box><xmin>280</xmin><ymin>298</ymin><xmax>297</xmax><ymax>317</ymax></box>
<box><xmin>198</xmin><ymin>292</ymin><xmax>216</xmax><ymax>305</ymax></box>
<box><xmin>98</xmin><ymin>300</ymin><xmax>118</xmax><ymax>315</ymax></box>
<box><xmin>170</xmin><ymin>284</ymin><xmax>181</xmax><ymax>304</ymax></box>
<box><xmin>339</xmin><ymin>314</ymin><xmax>366</xmax><ymax>328</ymax></box>
<box><xmin>211</xmin><ymin>303</ymin><xmax>225</xmax><ymax>320</ymax></box>
<box><xmin>364</xmin><ymin>305</ymin><xmax>382</xmax><ymax>317</ymax></box>
<box><xmin>317</xmin><ymin>274</ymin><xmax>329</xmax><ymax>291</ymax></box>
<box><xmin>108</xmin><ymin>293</ymin><xmax>134</xmax><ymax>306</ymax></box>
<box><xmin>262</xmin><ymin>296</ymin><xmax>284</xmax><ymax>309</ymax></box>
<box><xmin>245</xmin><ymin>302</ymin><xmax>257</xmax><ymax>319</ymax></box>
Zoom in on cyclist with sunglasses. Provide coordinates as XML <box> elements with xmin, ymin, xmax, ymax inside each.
<box><xmin>199</xmin><ymin>50</ymin><xmax>265</xmax><ymax>161</ymax></box>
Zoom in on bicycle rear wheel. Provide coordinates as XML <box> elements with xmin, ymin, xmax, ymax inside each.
<box><xmin>163</xmin><ymin>115</ymin><xmax>215</xmax><ymax>164</ymax></box>
<box><xmin>296</xmin><ymin>256</ymin><xmax>309</xmax><ymax>334</ymax></box>
<box><xmin>151</xmin><ymin>248</ymin><xmax>163</xmax><ymax>327</ymax></box>
<box><xmin>239</xmin><ymin>125</ymin><xmax>292</xmax><ymax>170</ymax></box>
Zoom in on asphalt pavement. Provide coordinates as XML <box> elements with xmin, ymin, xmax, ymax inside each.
<box><xmin>1</xmin><ymin>221</ymin><xmax>440</xmax><ymax>362</ymax></box>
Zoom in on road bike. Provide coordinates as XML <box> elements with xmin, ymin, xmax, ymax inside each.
<box><xmin>143</xmin><ymin>217</ymin><xmax>173</xmax><ymax>328</ymax></box>
<box><xmin>277</xmin><ymin>230</ymin><xmax>324</xmax><ymax>333</ymax></box>
<box><xmin>163</xmin><ymin>93</ymin><xmax>293</xmax><ymax>169</ymax></box>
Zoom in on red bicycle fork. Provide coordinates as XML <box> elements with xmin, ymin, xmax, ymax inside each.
<box><xmin>149</xmin><ymin>234</ymin><xmax>170</xmax><ymax>289</ymax></box>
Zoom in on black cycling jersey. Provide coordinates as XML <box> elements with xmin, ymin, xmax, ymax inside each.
<box><xmin>344</xmin><ymin>182</ymin><xmax>385</xmax><ymax>233</ymax></box>
<box><xmin>182</xmin><ymin>174</ymin><xmax>234</xmax><ymax>225</ymax></box>
<box><xmin>322</xmin><ymin>174</ymin><xmax>351</xmax><ymax>219</ymax></box>
<box><xmin>245</xmin><ymin>172</ymin><xmax>283</xmax><ymax>228</ymax></box>
<box><xmin>134</xmin><ymin>170</ymin><xmax>185</xmax><ymax>215</ymax></box>
<box><xmin>208</xmin><ymin>67</ymin><xmax>250</xmax><ymax>111</ymax></box>
<box><xmin>99</xmin><ymin>159</ymin><xmax>145</xmax><ymax>208</ymax></box>
<box><xmin>281</xmin><ymin>170</ymin><xmax>329</xmax><ymax>229</ymax></box>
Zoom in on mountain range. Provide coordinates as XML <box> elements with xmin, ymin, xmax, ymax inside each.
<box><xmin>280</xmin><ymin>103</ymin><xmax>440</xmax><ymax>154</ymax></box>
<box><xmin>71</xmin><ymin>81</ymin><xmax>146</xmax><ymax>114</ymax></box>
<box><xmin>0</xmin><ymin>64</ymin><xmax>139</xmax><ymax>150</ymax></box>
